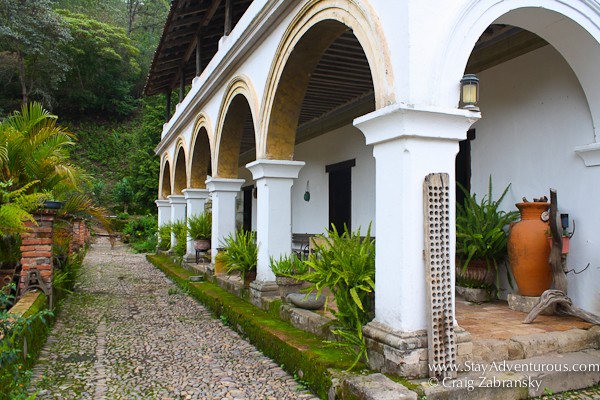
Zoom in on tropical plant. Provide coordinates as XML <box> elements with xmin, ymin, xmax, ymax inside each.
<box><xmin>219</xmin><ymin>230</ymin><xmax>258</xmax><ymax>281</ymax></box>
<box><xmin>0</xmin><ymin>180</ymin><xmax>45</xmax><ymax>237</ymax></box>
<box><xmin>157</xmin><ymin>223</ymin><xmax>171</xmax><ymax>251</ymax></box>
<box><xmin>171</xmin><ymin>220</ymin><xmax>187</xmax><ymax>257</ymax></box>
<box><xmin>0</xmin><ymin>103</ymin><xmax>111</xmax><ymax>233</ymax></box>
<box><xmin>188</xmin><ymin>212</ymin><xmax>211</xmax><ymax>240</ymax></box>
<box><xmin>269</xmin><ymin>253</ymin><xmax>308</xmax><ymax>277</ymax></box>
<box><xmin>0</xmin><ymin>102</ymin><xmax>86</xmax><ymax>194</ymax></box>
<box><xmin>456</xmin><ymin>176</ymin><xmax>519</xmax><ymax>279</ymax></box>
<box><xmin>296</xmin><ymin>224</ymin><xmax>375</xmax><ymax>369</ymax></box>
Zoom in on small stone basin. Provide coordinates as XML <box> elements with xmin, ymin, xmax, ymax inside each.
<box><xmin>286</xmin><ymin>292</ymin><xmax>326</xmax><ymax>310</ymax></box>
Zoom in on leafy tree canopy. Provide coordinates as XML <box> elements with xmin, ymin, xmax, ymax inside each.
<box><xmin>0</xmin><ymin>0</ymin><xmax>71</xmax><ymax>107</ymax></box>
<box><xmin>55</xmin><ymin>10</ymin><xmax>141</xmax><ymax>117</ymax></box>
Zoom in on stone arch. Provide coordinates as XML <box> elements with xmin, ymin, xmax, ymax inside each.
<box><xmin>214</xmin><ymin>75</ymin><xmax>259</xmax><ymax>178</ymax></box>
<box><xmin>258</xmin><ymin>0</ymin><xmax>394</xmax><ymax>160</ymax></box>
<box><xmin>435</xmin><ymin>0</ymin><xmax>600</xmax><ymax>139</ymax></box>
<box><xmin>189</xmin><ymin>113</ymin><xmax>214</xmax><ymax>188</ymax></box>
<box><xmin>159</xmin><ymin>155</ymin><xmax>172</xmax><ymax>199</ymax></box>
<box><xmin>173</xmin><ymin>140</ymin><xmax>188</xmax><ymax>194</ymax></box>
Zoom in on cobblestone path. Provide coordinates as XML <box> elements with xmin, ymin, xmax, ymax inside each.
<box><xmin>29</xmin><ymin>237</ymin><xmax>319</xmax><ymax>400</ymax></box>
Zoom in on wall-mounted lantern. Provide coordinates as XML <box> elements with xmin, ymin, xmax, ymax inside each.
<box><xmin>460</xmin><ymin>74</ymin><xmax>480</xmax><ymax>111</ymax></box>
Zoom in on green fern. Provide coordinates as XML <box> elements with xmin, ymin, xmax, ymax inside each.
<box><xmin>219</xmin><ymin>230</ymin><xmax>258</xmax><ymax>281</ymax></box>
<box><xmin>295</xmin><ymin>224</ymin><xmax>375</xmax><ymax>369</ymax></box>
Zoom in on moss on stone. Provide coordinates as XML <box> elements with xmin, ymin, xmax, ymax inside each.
<box><xmin>147</xmin><ymin>254</ymin><xmax>361</xmax><ymax>399</ymax></box>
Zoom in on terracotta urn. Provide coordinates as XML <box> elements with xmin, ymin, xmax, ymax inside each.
<box><xmin>508</xmin><ymin>202</ymin><xmax>553</xmax><ymax>296</ymax></box>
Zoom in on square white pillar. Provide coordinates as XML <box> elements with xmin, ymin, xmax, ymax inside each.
<box><xmin>246</xmin><ymin>160</ymin><xmax>305</xmax><ymax>282</ymax></box>
<box><xmin>205</xmin><ymin>178</ymin><xmax>245</xmax><ymax>263</ymax></box>
<box><xmin>155</xmin><ymin>199</ymin><xmax>171</xmax><ymax>227</ymax></box>
<box><xmin>183</xmin><ymin>188</ymin><xmax>210</xmax><ymax>259</ymax></box>
<box><xmin>168</xmin><ymin>195</ymin><xmax>187</xmax><ymax>249</ymax></box>
<box><xmin>354</xmin><ymin>104</ymin><xmax>479</xmax><ymax>377</ymax></box>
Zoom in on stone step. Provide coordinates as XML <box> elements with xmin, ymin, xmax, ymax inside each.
<box><xmin>420</xmin><ymin>349</ymin><xmax>600</xmax><ymax>399</ymax></box>
<box><xmin>472</xmin><ymin>326</ymin><xmax>600</xmax><ymax>363</ymax></box>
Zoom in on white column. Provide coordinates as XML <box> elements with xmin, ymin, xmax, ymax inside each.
<box><xmin>205</xmin><ymin>178</ymin><xmax>245</xmax><ymax>263</ymax></box>
<box><xmin>168</xmin><ymin>195</ymin><xmax>187</xmax><ymax>249</ymax></box>
<box><xmin>182</xmin><ymin>188</ymin><xmax>210</xmax><ymax>259</ymax></box>
<box><xmin>155</xmin><ymin>199</ymin><xmax>171</xmax><ymax>227</ymax></box>
<box><xmin>354</xmin><ymin>104</ymin><xmax>479</xmax><ymax>333</ymax></box>
<box><xmin>246</xmin><ymin>160</ymin><xmax>305</xmax><ymax>282</ymax></box>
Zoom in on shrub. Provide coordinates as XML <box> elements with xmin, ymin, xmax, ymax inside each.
<box><xmin>219</xmin><ymin>230</ymin><xmax>258</xmax><ymax>281</ymax></box>
<box><xmin>297</xmin><ymin>224</ymin><xmax>375</xmax><ymax>369</ymax></box>
<box><xmin>122</xmin><ymin>215</ymin><xmax>157</xmax><ymax>252</ymax></box>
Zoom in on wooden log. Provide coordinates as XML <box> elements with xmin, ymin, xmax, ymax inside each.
<box><xmin>549</xmin><ymin>189</ymin><xmax>568</xmax><ymax>293</ymax></box>
<box><xmin>524</xmin><ymin>189</ymin><xmax>600</xmax><ymax>325</ymax></box>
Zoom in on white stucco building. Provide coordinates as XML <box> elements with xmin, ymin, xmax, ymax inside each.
<box><xmin>147</xmin><ymin>0</ymin><xmax>600</xmax><ymax>377</ymax></box>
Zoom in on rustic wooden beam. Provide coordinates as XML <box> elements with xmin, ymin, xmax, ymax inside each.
<box><xmin>224</xmin><ymin>0</ymin><xmax>232</xmax><ymax>36</ymax></box>
<box><xmin>170</xmin><ymin>0</ymin><xmax>220</xmax><ymax>89</ymax></box>
<box><xmin>196</xmin><ymin>33</ymin><xmax>202</xmax><ymax>76</ymax></box>
<box><xmin>179</xmin><ymin>66</ymin><xmax>185</xmax><ymax>103</ymax></box>
<box><xmin>165</xmin><ymin>90</ymin><xmax>171</xmax><ymax>122</ymax></box>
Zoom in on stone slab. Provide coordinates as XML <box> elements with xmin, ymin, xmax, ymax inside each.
<box><xmin>457</xmin><ymin>286</ymin><xmax>493</xmax><ymax>303</ymax></box>
<box><xmin>421</xmin><ymin>350</ymin><xmax>600</xmax><ymax>400</ymax></box>
<box><xmin>342</xmin><ymin>373</ymin><xmax>417</xmax><ymax>400</ymax></box>
<box><xmin>507</xmin><ymin>293</ymin><xmax>555</xmax><ymax>315</ymax></box>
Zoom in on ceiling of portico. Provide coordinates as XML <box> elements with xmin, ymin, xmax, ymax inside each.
<box><xmin>145</xmin><ymin>1</ymin><xmax>548</xmax><ymax>163</ymax></box>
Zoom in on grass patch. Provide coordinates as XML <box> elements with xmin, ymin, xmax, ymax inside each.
<box><xmin>147</xmin><ymin>254</ymin><xmax>361</xmax><ymax>399</ymax></box>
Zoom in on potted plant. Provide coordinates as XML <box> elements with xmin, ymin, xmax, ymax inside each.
<box><xmin>270</xmin><ymin>253</ymin><xmax>308</xmax><ymax>300</ymax></box>
<box><xmin>188</xmin><ymin>212</ymin><xmax>212</xmax><ymax>251</ymax></box>
<box><xmin>219</xmin><ymin>230</ymin><xmax>258</xmax><ymax>287</ymax></box>
<box><xmin>456</xmin><ymin>177</ymin><xmax>519</xmax><ymax>296</ymax></box>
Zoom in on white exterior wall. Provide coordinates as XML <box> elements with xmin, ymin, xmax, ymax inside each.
<box><xmin>471</xmin><ymin>45</ymin><xmax>599</xmax><ymax>314</ymax></box>
<box><xmin>238</xmin><ymin>124</ymin><xmax>375</xmax><ymax>236</ymax></box>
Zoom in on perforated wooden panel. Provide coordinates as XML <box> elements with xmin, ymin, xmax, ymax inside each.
<box><xmin>424</xmin><ymin>173</ymin><xmax>456</xmax><ymax>379</ymax></box>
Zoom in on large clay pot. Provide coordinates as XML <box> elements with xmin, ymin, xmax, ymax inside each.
<box><xmin>508</xmin><ymin>202</ymin><xmax>553</xmax><ymax>296</ymax></box>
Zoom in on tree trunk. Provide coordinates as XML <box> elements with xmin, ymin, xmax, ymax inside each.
<box><xmin>17</xmin><ymin>52</ymin><xmax>28</xmax><ymax>105</ymax></box>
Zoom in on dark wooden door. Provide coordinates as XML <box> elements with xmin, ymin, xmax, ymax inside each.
<box><xmin>327</xmin><ymin>160</ymin><xmax>354</xmax><ymax>232</ymax></box>
<box><xmin>456</xmin><ymin>129</ymin><xmax>475</xmax><ymax>207</ymax></box>
<box><xmin>242</xmin><ymin>186</ymin><xmax>253</xmax><ymax>232</ymax></box>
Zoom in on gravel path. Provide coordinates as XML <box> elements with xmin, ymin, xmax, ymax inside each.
<box><xmin>29</xmin><ymin>237</ymin><xmax>319</xmax><ymax>400</ymax></box>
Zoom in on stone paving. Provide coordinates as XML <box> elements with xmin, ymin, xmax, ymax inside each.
<box><xmin>29</xmin><ymin>237</ymin><xmax>319</xmax><ymax>400</ymax></box>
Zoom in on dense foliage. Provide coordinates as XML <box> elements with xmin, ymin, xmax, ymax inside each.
<box><xmin>55</xmin><ymin>10</ymin><xmax>141</xmax><ymax>118</ymax></box>
<box><xmin>0</xmin><ymin>0</ymin><xmax>71</xmax><ymax>110</ymax></box>
<box><xmin>122</xmin><ymin>215</ymin><xmax>158</xmax><ymax>253</ymax></box>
